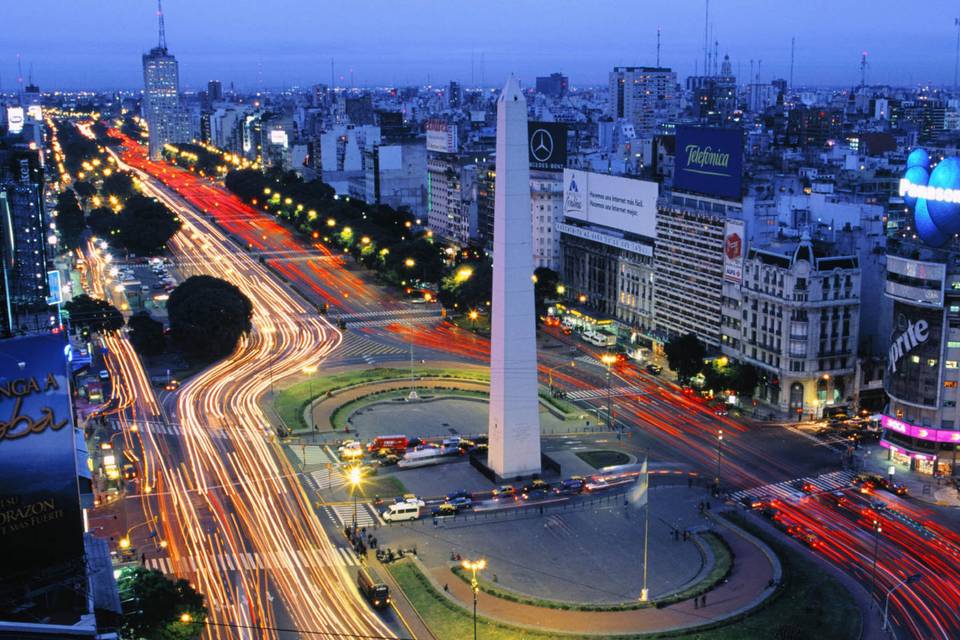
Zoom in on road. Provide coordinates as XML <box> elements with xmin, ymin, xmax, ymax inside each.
<box><xmin>85</xmin><ymin>125</ymin><xmax>960</xmax><ymax>639</ymax></box>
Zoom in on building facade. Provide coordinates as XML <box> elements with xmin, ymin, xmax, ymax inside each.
<box><xmin>142</xmin><ymin>46</ymin><xmax>184</xmax><ymax>159</ymax></box>
<box><xmin>607</xmin><ymin>66</ymin><xmax>679</xmax><ymax>137</ymax></box>
<box><xmin>530</xmin><ymin>169</ymin><xmax>562</xmax><ymax>270</ymax></box>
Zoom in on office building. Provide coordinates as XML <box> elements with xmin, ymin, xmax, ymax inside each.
<box><xmin>360</xmin><ymin>139</ymin><xmax>426</xmax><ymax>215</ymax></box>
<box><xmin>141</xmin><ymin>7</ymin><xmax>185</xmax><ymax>159</ymax></box>
<box><xmin>426</xmin><ymin>152</ymin><xmax>477</xmax><ymax>245</ymax></box>
<box><xmin>535</xmin><ymin>73</ymin><xmax>568</xmax><ymax>99</ymax></box>
<box><xmin>607</xmin><ymin>66</ymin><xmax>679</xmax><ymax>137</ymax></box>
<box><xmin>448</xmin><ymin>81</ymin><xmax>462</xmax><ymax>110</ymax></box>
<box><xmin>530</xmin><ymin>170</ymin><xmax>562</xmax><ymax>270</ymax></box>
<box><xmin>207</xmin><ymin>79</ymin><xmax>222</xmax><ymax>103</ymax></box>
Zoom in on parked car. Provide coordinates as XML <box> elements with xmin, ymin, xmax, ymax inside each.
<box><xmin>645</xmin><ymin>364</ymin><xmax>662</xmax><ymax>375</ymax></box>
<box><xmin>521</xmin><ymin>488</ymin><xmax>550</xmax><ymax>501</ymax></box>
<box><xmin>446</xmin><ymin>489</ymin><xmax>471</xmax><ymax>501</ymax></box>
<box><xmin>492</xmin><ymin>485</ymin><xmax>516</xmax><ymax>498</ymax></box>
<box><xmin>555</xmin><ymin>478</ymin><xmax>585</xmax><ymax>495</ymax></box>
<box><xmin>448</xmin><ymin>496</ymin><xmax>473</xmax><ymax>511</ymax></box>
<box><xmin>432</xmin><ymin>503</ymin><xmax>458</xmax><ymax>517</ymax></box>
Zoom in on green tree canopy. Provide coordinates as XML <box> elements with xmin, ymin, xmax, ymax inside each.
<box><xmin>167</xmin><ymin>275</ymin><xmax>253</xmax><ymax>362</ymax></box>
<box><xmin>55</xmin><ymin>190</ymin><xmax>86</xmax><ymax>250</ymax></box>
<box><xmin>116</xmin><ymin>195</ymin><xmax>181</xmax><ymax>255</ymax></box>
<box><xmin>664</xmin><ymin>333</ymin><xmax>706</xmax><ymax>382</ymax></box>
<box><xmin>439</xmin><ymin>259</ymin><xmax>492</xmax><ymax>310</ymax></box>
<box><xmin>117</xmin><ymin>566</ymin><xmax>207</xmax><ymax>640</ymax></box>
<box><xmin>729</xmin><ymin>363</ymin><xmax>760</xmax><ymax>399</ymax></box>
<box><xmin>73</xmin><ymin>180</ymin><xmax>97</xmax><ymax>200</ymax></box>
<box><xmin>64</xmin><ymin>294</ymin><xmax>123</xmax><ymax>335</ymax></box>
<box><xmin>533</xmin><ymin>267</ymin><xmax>560</xmax><ymax>315</ymax></box>
<box><xmin>128</xmin><ymin>312</ymin><xmax>166</xmax><ymax>357</ymax></box>
<box><xmin>102</xmin><ymin>171</ymin><xmax>136</xmax><ymax>201</ymax></box>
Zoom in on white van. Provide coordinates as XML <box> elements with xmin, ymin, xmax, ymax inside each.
<box><xmin>382</xmin><ymin>502</ymin><xmax>420</xmax><ymax>522</ymax></box>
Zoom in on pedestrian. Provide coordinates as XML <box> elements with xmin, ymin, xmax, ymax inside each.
<box><xmin>444</xmin><ymin>583</ymin><xmax>449</xmax><ymax>592</ymax></box>
<box><xmin>694</xmin><ymin>597</ymin><xmax>699</xmax><ymax>609</ymax></box>
<box><xmin>140</xmin><ymin>552</ymin><xmax>146</xmax><ymax>566</ymax></box>
<box><xmin>702</xmin><ymin>594</ymin><xmax>707</xmax><ymax>607</ymax></box>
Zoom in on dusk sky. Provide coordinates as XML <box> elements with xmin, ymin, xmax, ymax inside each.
<box><xmin>3</xmin><ymin>0</ymin><xmax>957</xmax><ymax>91</ymax></box>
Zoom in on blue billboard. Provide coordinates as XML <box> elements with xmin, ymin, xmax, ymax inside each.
<box><xmin>673</xmin><ymin>126</ymin><xmax>744</xmax><ymax>200</ymax></box>
<box><xmin>0</xmin><ymin>333</ymin><xmax>84</xmax><ymax>596</ymax></box>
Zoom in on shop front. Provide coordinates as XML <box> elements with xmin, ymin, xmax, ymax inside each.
<box><xmin>881</xmin><ymin>415</ymin><xmax>960</xmax><ymax>476</ymax></box>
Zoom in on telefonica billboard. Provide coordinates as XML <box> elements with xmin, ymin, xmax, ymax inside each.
<box><xmin>0</xmin><ymin>333</ymin><xmax>84</xmax><ymax>592</ymax></box>
<box><xmin>673</xmin><ymin>125</ymin><xmax>744</xmax><ymax>200</ymax></box>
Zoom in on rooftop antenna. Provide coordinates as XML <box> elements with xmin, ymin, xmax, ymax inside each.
<box><xmin>749</xmin><ymin>59</ymin><xmax>754</xmax><ymax>85</ymax></box>
<box><xmin>157</xmin><ymin>0</ymin><xmax>167</xmax><ymax>51</ymax></box>
<box><xmin>757</xmin><ymin>58</ymin><xmax>762</xmax><ymax>83</ymax></box>
<box><xmin>860</xmin><ymin>51</ymin><xmax>868</xmax><ymax>89</ymax></box>
<box><xmin>330</xmin><ymin>58</ymin><xmax>335</xmax><ymax>90</ymax></box>
<box><xmin>656</xmin><ymin>27</ymin><xmax>661</xmax><ymax>68</ymax></box>
<box><xmin>703</xmin><ymin>0</ymin><xmax>710</xmax><ymax>78</ymax></box>
<box><xmin>789</xmin><ymin>37</ymin><xmax>795</xmax><ymax>90</ymax></box>
<box><xmin>16</xmin><ymin>54</ymin><xmax>23</xmax><ymax>105</ymax></box>
<box><xmin>713</xmin><ymin>39</ymin><xmax>719</xmax><ymax>76</ymax></box>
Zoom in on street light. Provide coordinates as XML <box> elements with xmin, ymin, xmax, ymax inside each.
<box><xmin>715</xmin><ymin>430</ymin><xmax>724</xmax><ymax>494</ymax></box>
<box><xmin>883</xmin><ymin>573</ymin><xmax>922</xmax><ymax>631</ymax></box>
<box><xmin>348</xmin><ymin>465</ymin><xmax>363</xmax><ymax>531</ymax></box>
<box><xmin>179</xmin><ymin>612</ymin><xmax>193</xmax><ymax>624</ymax></box>
<box><xmin>462</xmin><ymin>558</ymin><xmax>487</xmax><ymax>640</ymax></box>
<box><xmin>468</xmin><ymin>310</ymin><xmax>479</xmax><ymax>330</ymax></box>
<box><xmin>871</xmin><ymin>519</ymin><xmax>883</xmax><ymax>605</ymax></box>
<box><xmin>601</xmin><ymin>354</ymin><xmax>618</xmax><ymax>434</ymax></box>
<box><xmin>404</xmin><ymin>258</ymin><xmax>416</xmax><ymax>268</ymax></box>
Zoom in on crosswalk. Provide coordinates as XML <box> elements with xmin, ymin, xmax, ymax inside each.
<box><xmin>346</xmin><ymin>316</ymin><xmax>442</xmax><ymax>329</ymax></box>
<box><xmin>110</xmin><ymin>420</ymin><xmax>260</xmax><ymax>442</ymax></box>
<box><xmin>728</xmin><ymin>470</ymin><xmax>858</xmax><ymax>504</ymax></box>
<box><xmin>331</xmin><ymin>332</ymin><xmax>406</xmax><ymax>362</ymax></box>
<box><xmin>575</xmin><ymin>355</ymin><xmax>603</xmax><ymax>367</ymax></box>
<box><xmin>324</xmin><ymin>503</ymin><xmax>382</xmax><ymax>528</ymax></box>
<box><xmin>305</xmin><ymin>467</ymin><xmax>347</xmax><ymax>492</ymax></box>
<box><xmin>336</xmin><ymin>308</ymin><xmax>443</xmax><ymax>322</ymax></box>
<box><xmin>144</xmin><ymin>546</ymin><xmax>360</xmax><ymax>575</ymax></box>
<box><xmin>565</xmin><ymin>385</ymin><xmax>646</xmax><ymax>401</ymax></box>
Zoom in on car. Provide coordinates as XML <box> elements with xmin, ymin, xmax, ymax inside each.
<box><xmin>446</xmin><ymin>489</ymin><xmax>471</xmax><ymax>501</ymax></box>
<box><xmin>712</xmin><ymin>404</ymin><xmax>728</xmax><ymax>416</ymax></box>
<box><xmin>521</xmin><ymin>488</ymin><xmax>550</xmax><ymax>501</ymax></box>
<box><xmin>645</xmin><ymin>364</ymin><xmax>662</xmax><ymax>375</ymax></box>
<box><xmin>555</xmin><ymin>478</ymin><xmax>585</xmax><ymax>494</ymax></box>
<box><xmin>522</xmin><ymin>479</ymin><xmax>549</xmax><ymax>493</ymax></box>
<box><xmin>681</xmin><ymin>386</ymin><xmax>696</xmax><ymax>396</ymax></box>
<box><xmin>449</xmin><ymin>496</ymin><xmax>473</xmax><ymax>511</ymax></box>
<box><xmin>889</xmin><ymin>482</ymin><xmax>909</xmax><ymax>496</ymax></box>
<box><xmin>377</xmin><ymin>454</ymin><xmax>400</xmax><ymax>467</ymax></box>
<box><xmin>164</xmin><ymin>379</ymin><xmax>180</xmax><ymax>391</ymax></box>
<box><xmin>122</xmin><ymin>464</ymin><xmax>137</xmax><ymax>480</ymax></box>
<box><xmin>492</xmin><ymin>485</ymin><xmax>516</xmax><ymax>498</ymax></box>
<box><xmin>432</xmin><ymin>503</ymin><xmax>458</xmax><ymax>517</ymax></box>
<box><xmin>401</xmin><ymin>494</ymin><xmax>425</xmax><ymax>508</ymax></box>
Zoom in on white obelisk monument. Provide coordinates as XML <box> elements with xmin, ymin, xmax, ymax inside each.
<box><xmin>487</xmin><ymin>75</ymin><xmax>541</xmax><ymax>479</ymax></box>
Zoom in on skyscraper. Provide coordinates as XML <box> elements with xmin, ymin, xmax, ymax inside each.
<box><xmin>487</xmin><ymin>76</ymin><xmax>541</xmax><ymax>479</ymax></box>
<box><xmin>608</xmin><ymin>66</ymin><xmax>679</xmax><ymax>137</ymax></box>
<box><xmin>207</xmin><ymin>79</ymin><xmax>223</xmax><ymax>103</ymax></box>
<box><xmin>142</xmin><ymin>1</ymin><xmax>183</xmax><ymax>159</ymax></box>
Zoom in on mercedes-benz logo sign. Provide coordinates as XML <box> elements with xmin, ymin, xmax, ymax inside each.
<box><xmin>530</xmin><ymin>128</ymin><xmax>554</xmax><ymax>163</ymax></box>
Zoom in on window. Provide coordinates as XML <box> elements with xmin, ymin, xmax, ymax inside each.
<box><xmin>945</xmin><ymin>380</ymin><xmax>958</xmax><ymax>388</ymax></box>
<box><xmin>948</xmin><ymin>361</ymin><xmax>959</xmax><ymax>369</ymax></box>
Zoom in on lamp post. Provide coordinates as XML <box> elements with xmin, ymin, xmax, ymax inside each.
<box><xmin>468</xmin><ymin>309</ymin><xmax>479</xmax><ymax>331</ymax></box>
<box><xmin>871</xmin><ymin>519</ymin><xmax>883</xmax><ymax>605</ymax></box>
<box><xmin>302</xmin><ymin>365</ymin><xmax>319</xmax><ymax>431</ymax></box>
<box><xmin>547</xmin><ymin>360</ymin><xmax>576</xmax><ymax>394</ymax></box>
<box><xmin>348</xmin><ymin>465</ymin><xmax>363</xmax><ymax>532</ymax></box>
<box><xmin>118</xmin><ymin>515</ymin><xmax>159</xmax><ymax>555</ymax></box>
<box><xmin>462</xmin><ymin>558</ymin><xmax>487</xmax><ymax>640</ymax></box>
<box><xmin>882</xmin><ymin>573</ymin><xmax>922</xmax><ymax>631</ymax></box>
<box><xmin>601</xmin><ymin>353</ymin><xmax>618</xmax><ymax>432</ymax></box>
<box><xmin>715</xmin><ymin>430</ymin><xmax>724</xmax><ymax>495</ymax></box>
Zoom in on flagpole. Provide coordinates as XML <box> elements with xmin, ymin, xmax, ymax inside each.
<box><xmin>641</xmin><ymin>453</ymin><xmax>650</xmax><ymax>602</ymax></box>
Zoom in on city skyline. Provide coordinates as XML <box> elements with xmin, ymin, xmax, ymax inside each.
<box><xmin>1</xmin><ymin>0</ymin><xmax>959</xmax><ymax>90</ymax></box>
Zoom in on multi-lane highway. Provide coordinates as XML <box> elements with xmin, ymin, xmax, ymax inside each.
<box><xmin>80</xmin><ymin>125</ymin><xmax>960</xmax><ymax>639</ymax></box>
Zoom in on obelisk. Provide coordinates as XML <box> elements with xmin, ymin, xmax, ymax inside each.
<box><xmin>487</xmin><ymin>75</ymin><xmax>541</xmax><ymax>479</ymax></box>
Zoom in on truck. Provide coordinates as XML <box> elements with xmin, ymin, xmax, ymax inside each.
<box><xmin>382</xmin><ymin>501</ymin><xmax>420</xmax><ymax>522</ymax></box>
<box><xmin>367</xmin><ymin>434</ymin><xmax>409</xmax><ymax>453</ymax></box>
<box><xmin>357</xmin><ymin>570</ymin><xmax>391</xmax><ymax>609</ymax></box>
<box><xmin>397</xmin><ymin>445</ymin><xmax>459</xmax><ymax>468</ymax></box>
<box><xmin>582</xmin><ymin>330</ymin><xmax>616</xmax><ymax>348</ymax></box>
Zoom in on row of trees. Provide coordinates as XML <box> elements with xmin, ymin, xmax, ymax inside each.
<box><xmin>664</xmin><ymin>332</ymin><xmax>760</xmax><ymax>400</ymax></box>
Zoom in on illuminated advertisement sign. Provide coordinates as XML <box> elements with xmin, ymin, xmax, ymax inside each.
<box><xmin>884</xmin><ymin>255</ymin><xmax>945</xmax><ymax>307</ymax></box>
<box><xmin>426</xmin><ymin>119</ymin><xmax>458</xmax><ymax>153</ymax></box>
<box><xmin>6</xmin><ymin>106</ymin><xmax>24</xmax><ymax>135</ymax></box>
<box><xmin>563</xmin><ymin>169</ymin><xmax>658</xmax><ymax>239</ymax></box>
<box><xmin>900</xmin><ymin>148</ymin><xmax>960</xmax><ymax>247</ymax></box>
<box><xmin>0</xmin><ymin>334</ymin><xmax>84</xmax><ymax>592</ymax></box>
<box><xmin>885</xmin><ymin>302</ymin><xmax>944</xmax><ymax>408</ymax></box>
<box><xmin>722</xmin><ymin>219</ymin><xmax>746</xmax><ymax>284</ymax></box>
<box><xmin>673</xmin><ymin>125</ymin><xmax>744</xmax><ymax>200</ymax></box>
<box><xmin>268</xmin><ymin>129</ymin><xmax>289</xmax><ymax>148</ymax></box>
<box><xmin>881</xmin><ymin>415</ymin><xmax>960</xmax><ymax>444</ymax></box>
<box><xmin>528</xmin><ymin>121</ymin><xmax>567</xmax><ymax>172</ymax></box>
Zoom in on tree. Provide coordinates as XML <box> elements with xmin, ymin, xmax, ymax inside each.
<box><xmin>116</xmin><ymin>195</ymin><xmax>181</xmax><ymax>255</ymax></box>
<box><xmin>167</xmin><ymin>276</ymin><xmax>253</xmax><ymax>362</ymax></box>
<box><xmin>729</xmin><ymin>363</ymin><xmax>760</xmax><ymax>400</ymax></box>
<box><xmin>702</xmin><ymin>362</ymin><xmax>733</xmax><ymax>395</ymax></box>
<box><xmin>664</xmin><ymin>333</ymin><xmax>706</xmax><ymax>382</ymax></box>
<box><xmin>65</xmin><ymin>294</ymin><xmax>123</xmax><ymax>335</ymax></box>
<box><xmin>128</xmin><ymin>312</ymin><xmax>166</xmax><ymax>357</ymax></box>
<box><xmin>55</xmin><ymin>190</ymin><xmax>86</xmax><ymax>250</ymax></box>
<box><xmin>439</xmin><ymin>260</ymin><xmax>492</xmax><ymax>311</ymax></box>
<box><xmin>533</xmin><ymin>267</ymin><xmax>560</xmax><ymax>315</ymax></box>
<box><xmin>73</xmin><ymin>180</ymin><xmax>97</xmax><ymax>200</ymax></box>
<box><xmin>117</xmin><ymin>566</ymin><xmax>207</xmax><ymax>640</ymax></box>
<box><xmin>102</xmin><ymin>171</ymin><xmax>136</xmax><ymax>201</ymax></box>
<box><xmin>88</xmin><ymin>206</ymin><xmax>120</xmax><ymax>239</ymax></box>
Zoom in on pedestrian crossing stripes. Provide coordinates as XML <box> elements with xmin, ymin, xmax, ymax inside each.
<box><xmin>325</xmin><ymin>503</ymin><xmax>381</xmax><ymax>528</ymax></box>
<box><xmin>336</xmin><ymin>308</ymin><xmax>443</xmax><ymax>322</ymax></box>
<box><xmin>728</xmin><ymin>470</ymin><xmax>858</xmax><ymax>504</ymax></box>
<box><xmin>331</xmin><ymin>332</ymin><xmax>406</xmax><ymax>361</ymax></box>
<box><xmin>144</xmin><ymin>546</ymin><xmax>359</xmax><ymax>575</ymax></box>
<box><xmin>565</xmin><ymin>385</ymin><xmax>645</xmax><ymax>401</ymax></box>
<box><xmin>306</xmin><ymin>467</ymin><xmax>347</xmax><ymax>492</ymax></box>
<box><xmin>110</xmin><ymin>420</ymin><xmax>259</xmax><ymax>442</ymax></box>
<box><xmin>575</xmin><ymin>355</ymin><xmax>602</xmax><ymax>367</ymax></box>
<box><xmin>345</xmin><ymin>316</ymin><xmax>442</xmax><ymax>329</ymax></box>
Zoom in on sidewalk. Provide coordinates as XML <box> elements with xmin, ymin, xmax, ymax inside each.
<box><xmin>859</xmin><ymin>447</ymin><xmax>960</xmax><ymax>508</ymax></box>
<box><xmin>417</xmin><ymin>513</ymin><xmax>777</xmax><ymax>636</ymax></box>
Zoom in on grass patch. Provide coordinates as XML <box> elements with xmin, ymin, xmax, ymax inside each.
<box><xmin>359</xmin><ymin>474</ymin><xmax>407</xmax><ymax>498</ymax></box>
<box><xmin>538</xmin><ymin>389</ymin><xmax>582</xmax><ymax>419</ymax></box>
<box><xmin>274</xmin><ymin>367</ymin><xmax>489</xmax><ymax>432</ymax></box>
<box><xmin>329</xmin><ymin>388</ymin><xmax>488</xmax><ymax>430</ymax></box>
<box><xmin>576</xmin><ymin>450</ymin><xmax>631</xmax><ymax>469</ymax></box>
<box><xmin>446</xmin><ymin>532</ymin><xmax>732</xmax><ymax>612</ymax></box>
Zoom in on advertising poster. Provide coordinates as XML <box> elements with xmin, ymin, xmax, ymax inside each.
<box><xmin>674</xmin><ymin>125</ymin><xmax>744</xmax><ymax>200</ymax></box>
<box><xmin>722</xmin><ymin>219</ymin><xmax>747</xmax><ymax>283</ymax></box>
<box><xmin>886</xmin><ymin>302</ymin><xmax>944</xmax><ymax>408</ymax></box>
<box><xmin>426</xmin><ymin>119</ymin><xmax>458</xmax><ymax>153</ymax></box>
<box><xmin>528</xmin><ymin>121</ymin><xmax>568</xmax><ymax>172</ymax></box>
<box><xmin>562</xmin><ymin>168</ymin><xmax>658</xmax><ymax>239</ymax></box>
<box><xmin>0</xmin><ymin>333</ymin><xmax>84</xmax><ymax>585</ymax></box>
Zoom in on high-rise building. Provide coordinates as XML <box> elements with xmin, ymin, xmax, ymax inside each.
<box><xmin>535</xmin><ymin>72</ymin><xmax>568</xmax><ymax>99</ymax></box>
<box><xmin>448</xmin><ymin>81</ymin><xmax>462</xmax><ymax>110</ymax></box>
<box><xmin>608</xmin><ymin>66</ymin><xmax>679</xmax><ymax>137</ymax></box>
<box><xmin>142</xmin><ymin>4</ymin><xmax>184</xmax><ymax>159</ymax></box>
<box><xmin>207</xmin><ymin>79</ymin><xmax>223</xmax><ymax>103</ymax></box>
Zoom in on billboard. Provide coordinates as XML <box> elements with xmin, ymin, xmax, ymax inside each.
<box><xmin>6</xmin><ymin>106</ymin><xmax>24</xmax><ymax>135</ymax></box>
<box><xmin>673</xmin><ymin>125</ymin><xmax>744</xmax><ymax>200</ymax></box>
<box><xmin>426</xmin><ymin>119</ymin><xmax>458</xmax><ymax>153</ymax></box>
<box><xmin>886</xmin><ymin>302</ymin><xmax>944</xmax><ymax>408</ymax></box>
<box><xmin>722</xmin><ymin>219</ymin><xmax>746</xmax><ymax>283</ymax></box>
<box><xmin>884</xmin><ymin>255</ymin><xmax>945</xmax><ymax>308</ymax></box>
<box><xmin>0</xmin><ymin>333</ymin><xmax>84</xmax><ymax>588</ymax></box>
<box><xmin>528</xmin><ymin>121</ymin><xmax>567</xmax><ymax>172</ymax></box>
<box><xmin>563</xmin><ymin>169</ymin><xmax>658</xmax><ymax>239</ymax></box>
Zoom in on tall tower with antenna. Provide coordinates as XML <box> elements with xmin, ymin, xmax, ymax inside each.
<box><xmin>142</xmin><ymin>0</ymin><xmax>184</xmax><ymax>159</ymax></box>
<box><xmin>789</xmin><ymin>37</ymin><xmax>795</xmax><ymax>90</ymax></box>
<box><xmin>860</xmin><ymin>51</ymin><xmax>868</xmax><ymax>89</ymax></box>
<box><xmin>656</xmin><ymin>27</ymin><xmax>662</xmax><ymax>68</ymax></box>
<box><xmin>703</xmin><ymin>0</ymin><xmax>710</xmax><ymax>79</ymax></box>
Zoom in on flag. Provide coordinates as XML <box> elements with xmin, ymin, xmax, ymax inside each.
<box><xmin>628</xmin><ymin>456</ymin><xmax>649</xmax><ymax>507</ymax></box>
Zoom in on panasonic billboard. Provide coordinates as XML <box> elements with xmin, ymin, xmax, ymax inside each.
<box><xmin>562</xmin><ymin>169</ymin><xmax>658</xmax><ymax>239</ymax></box>
<box><xmin>673</xmin><ymin>125</ymin><xmax>744</xmax><ymax>200</ymax></box>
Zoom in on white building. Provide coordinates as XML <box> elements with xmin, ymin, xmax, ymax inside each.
<box><xmin>142</xmin><ymin>44</ymin><xmax>186</xmax><ymax>159</ymax></box>
<box><xmin>530</xmin><ymin>170</ymin><xmax>562</xmax><ymax>270</ymax></box>
<box><xmin>426</xmin><ymin>152</ymin><xmax>477</xmax><ymax>246</ymax></box>
<box><xmin>360</xmin><ymin>140</ymin><xmax>426</xmax><ymax>215</ymax></box>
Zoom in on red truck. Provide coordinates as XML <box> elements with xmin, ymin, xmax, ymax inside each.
<box><xmin>367</xmin><ymin>435</ymin><xmax>409</xmax><ymax>453</ymax></box>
